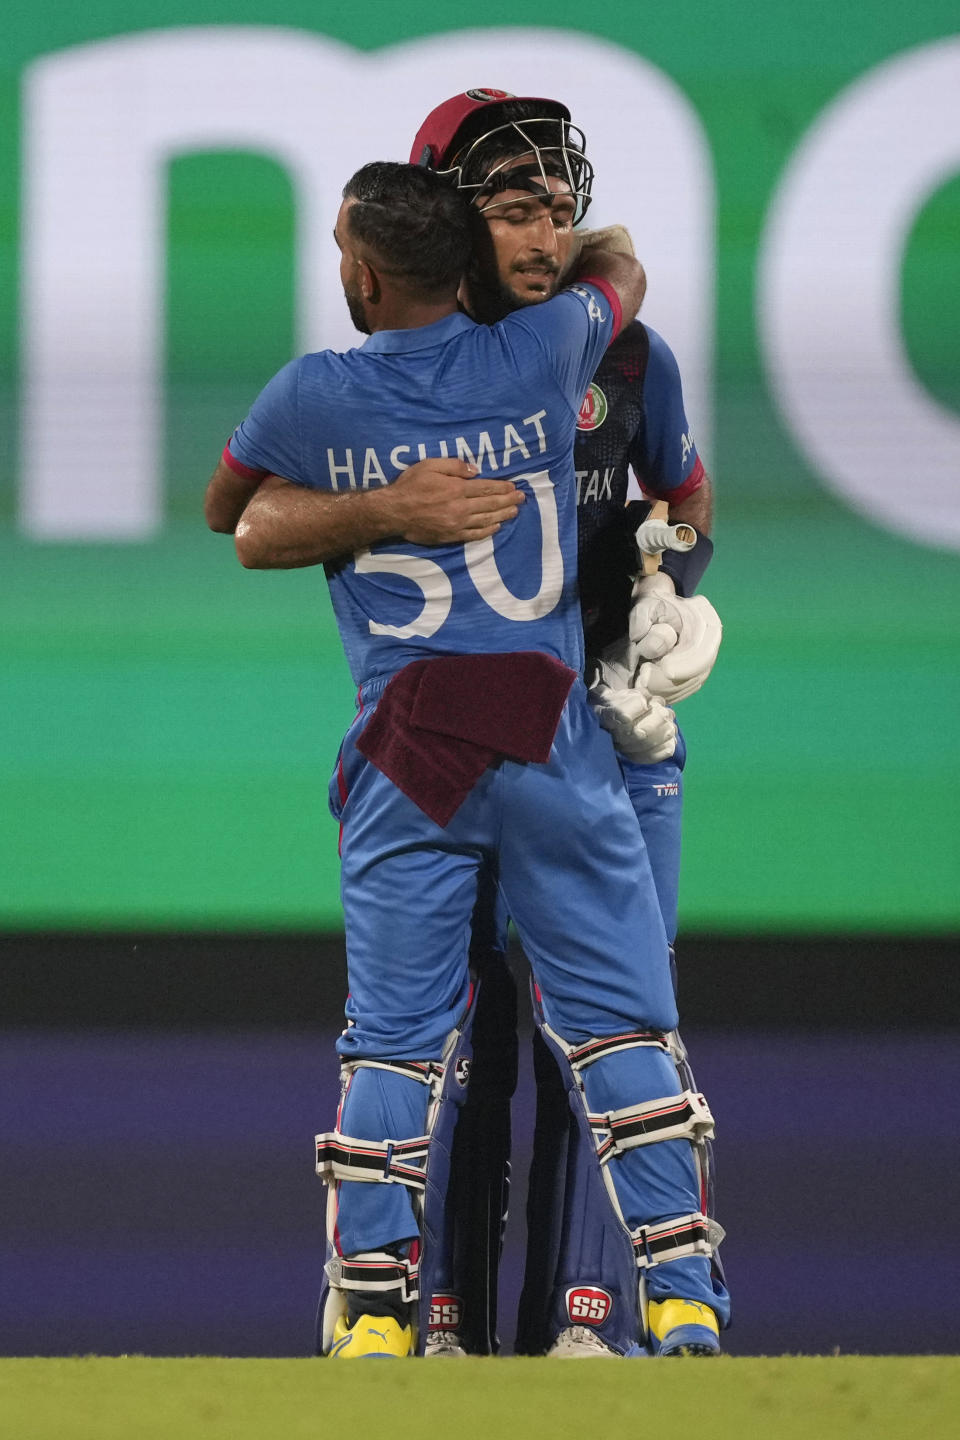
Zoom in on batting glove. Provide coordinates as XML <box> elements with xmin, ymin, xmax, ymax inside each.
<box><xmin>595</xmin><ymin>573</ymin><xmax>685</xmax><ymax>688</ymax></box>
<box><xmin>589</xmin><ymin>680</ymin><xmax>678</xmax><ymax>763</ymax></box>
<box><xmin>638</xmin><ymin>594</ymin><xmax>723</xmax><ymax>703</ymax></box>
<box><xmin>574</xmin><ymin>223</ymin><xmax>636</xmax><ymax>259</ymax></box>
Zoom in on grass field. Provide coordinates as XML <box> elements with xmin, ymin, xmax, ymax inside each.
<box><xmin>1</xmin><ymin>1357</ymin><xmax>957</xmax><ymax>1440</ymax></box>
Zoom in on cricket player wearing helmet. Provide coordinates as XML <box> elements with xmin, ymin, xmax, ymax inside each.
<box><xmin>410</xmin><ymin>89</ymin><xmax>728</xmax><ymax>1360</ymax></box>
<box><xmin>217</xmin><ymin>158</ymin><xmax>712</xmax><ymax>1362</ymax></box>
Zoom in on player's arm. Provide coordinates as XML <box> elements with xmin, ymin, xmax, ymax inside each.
<box><xmin>628</xmin><ymin>328</ymin><xmax>715</xmax><ymax>589</ymax></box>
<box><xmin>572</xmin><ymin>245</ymin><xmax>647</xmax><ymax>333</ymax></box>
<box><xmin>234</xmin><ymin>462</ymin><xmax>526</xmax><ymax>569</ymax></box>
<box><xmin>669</xmin><ymin>470</ymin><xmax>713</xmax><ymax>537</ymax></box>
<box><xmin>213</xmin><ymin>352</ymin><xmax>525</xmax><ymax>564</ymax></box>
<box><xmin>205</xmin><ymin>455</ymin><xmax>266</xmax><ymax>533</ymax></box>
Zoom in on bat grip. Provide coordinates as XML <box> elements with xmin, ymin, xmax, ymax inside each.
<box><xmin>640</xmin><ymin>500</ymin><xmax>670</xmax><ymax>576</ymax></box>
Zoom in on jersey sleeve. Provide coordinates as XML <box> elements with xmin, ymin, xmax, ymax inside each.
<box><xmin>629</xmin><ymin>327</ymin><xmax>705</xmax><ymax>503</ymax></box>
<box><xmin>226</xmin><ymin>358</ymin><xmax>305</xmax><ymax>484</ymax></box>
<box><xmin>505</xmin><ymin>280</ymin><xmax>621</xmax><ymax>415</ymax></box>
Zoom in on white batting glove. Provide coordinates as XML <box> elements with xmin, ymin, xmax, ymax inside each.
<box><xmin>595</xmin><ymin>573</ymin><xmax>685</xmax><ymax>688</ymax></box>
<box><xmin>627</xmin><ymin>572</ymin><xmax>687</xmax><ymax>660</ymax></box>
<box><xmin>589</xmin><ymin>680</ymin><xmax>677</xmax><ymax>763</ymax></box>
<box><xmin>637</xmin><ymin>594</ymin><xmax>723</xmax><ymax>703</ymax></box>
<box><xmin>575</xmin><ymin>223</ymin><xmax>636</xmax><ymax>258</ymax></box>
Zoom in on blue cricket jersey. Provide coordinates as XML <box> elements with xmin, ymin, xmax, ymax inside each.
<box><xmin>228</xmin><ymin>281</ymin><xmax>620</xmax><ymax>687</ymax></box>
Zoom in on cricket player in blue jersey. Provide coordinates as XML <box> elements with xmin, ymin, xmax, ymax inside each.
<box><xmin>399</xmin><ymin>93</ymin><xmax>728</xmax><ymax>1358</ymax></box>
<box><xmin>206</xmin><ymin>160</ymin><xmax>725</xmax><ymax>1358</ymax></box>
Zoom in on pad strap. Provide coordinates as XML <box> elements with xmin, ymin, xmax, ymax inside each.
<box><xmin>344</xmin><ymin>1058</ymin><xmax>445</xmax><ymax>1088</ymax></box>
<box><xmin>589</xmin><ymin>1089</ymin><xmax>714</xmax><ymax>1163</ymax></box>
<box><xmin>564</xmin><ymin>1030</ymin><xmax>671</xmax><ymax>1069</ymax></box>
<box><xmin>325</xmin><ymin>1251</ymin><xmax>419</xmax><ymax>1303</ymax></box>
<box><xmin>315</xmin><ymin>1130</ymin><xmax>430</xmax><ymax>1191</ymax></box>
<box><xmin>544</xmin><ymin>1024</ymin><xmax>670</xmax><ymax>1073</ymax></box>
<box><xmin>631</xmin><ymin>1211</ymin><xmax>716</xmax><ymax>1270</ymax></box>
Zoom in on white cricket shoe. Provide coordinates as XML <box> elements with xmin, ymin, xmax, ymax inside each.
<box><xmin>424</xmin><ymin>1330</ymin><xmax>468</xmax><ymax>1358</ymax></box>
<box><xmin>546</xmin><ymin>1326</ymin><xmax>618</xmax><ymax>1358</ymax></box>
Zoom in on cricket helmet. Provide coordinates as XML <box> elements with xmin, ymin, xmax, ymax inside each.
<box><xmin>410</xmin><ymin>88</ymin><xmax>594</xmax><ymax>223</ymax></box>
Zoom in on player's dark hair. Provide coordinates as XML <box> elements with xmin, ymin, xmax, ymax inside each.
<box><xmin>342</xmin><ymin>161</ymin><xmax>477</xmax><ymax>297</ymax></box>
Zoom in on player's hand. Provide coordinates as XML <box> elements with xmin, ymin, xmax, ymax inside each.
<box><xmin>388</xmin><ymin>458</ymin><xmax>525</xmax><ymax>545</ymax></box>
<box><xmin>589</xmin><ymin>680</ymin><xmax>677</xmax><ymax>763</ymax></box>
<box><xmin>638</xmin><ymin>595</ymin><xmax>723</xmax><ymax>703</ymax></box>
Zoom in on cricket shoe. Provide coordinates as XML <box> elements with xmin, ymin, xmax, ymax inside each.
<box><xmin>424</xmin><ymin>1330</ymin><xmax>468</xmax><ymax>1358</ymax></box>
<box><xmin>328</xmin><ymin>1312</ymin><xmax>413</xmax><ymax>1358</ymax></box>
<box><xmin>647</xmin><ymin>1298</ymin><xmax>720</xmax><ymax>1356</ymax></box>
<box><xmin>546</xmin><ymin>1326</ymin><xmax>619</xmax><ymax>1358</ymax></box>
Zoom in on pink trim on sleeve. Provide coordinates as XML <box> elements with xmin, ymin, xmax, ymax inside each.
<box><xmin>642</xmin><ymin>456</ymin><xmax>705</xmax><ymax>506</ymax></box>
<box><xmin>578</xmin><ymin>275</ymin><xmax>623</xmax><ymax>340</ymax></box>
<box><xmin>221</xmin><ymin>443</ymin><xmax>267</xmax><ymax>480</ymax></box>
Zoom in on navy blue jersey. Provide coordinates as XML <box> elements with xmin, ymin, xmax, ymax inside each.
<box><xmin>228</xmin><ymin>282</ymin><xmax>619</xmax><ymax>686</ymax></box>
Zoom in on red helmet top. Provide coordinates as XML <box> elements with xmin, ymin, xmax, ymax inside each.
<box><xmin>409</xmin><ymin>89</ymin><xmax>571</xmax><ymax>171</ymax></box>
<box><xmin>409</xmin><ymin>89</ymin><xmax>592</xmax><ymax>223</ymax></box>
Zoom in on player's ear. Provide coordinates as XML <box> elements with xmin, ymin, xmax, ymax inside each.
<box><xmin>358</xmin><ymin>258</ymin><xmax>381</xmax><ymax>305</ymax></box>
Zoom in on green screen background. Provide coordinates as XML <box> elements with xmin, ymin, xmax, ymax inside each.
<box><xmin>1</xmin><ymin>2</ymin><xmax>958</xmax><ymax>932</ymax></box>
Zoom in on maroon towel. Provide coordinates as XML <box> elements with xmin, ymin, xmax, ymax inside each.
<box><xmin>356</xmin><ymin>652</ymin><xmax>577</xmax><ymax>826</ymax></box>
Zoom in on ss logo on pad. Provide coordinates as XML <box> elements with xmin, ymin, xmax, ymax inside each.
<box><xmin>565</xmin><ymin>1286</ymin><xmax>613</xmax><ymax>1325</ymax></box>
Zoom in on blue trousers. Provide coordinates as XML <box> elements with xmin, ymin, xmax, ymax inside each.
<box><xmin>620</xmin><ymin>730</ymin><xmax>686</xmax><ymax>945</ymax></box>
<box><xmin>327</xmin><ymin>676</ymin><xmax>716</xmax><ymax>1314</ymax></box>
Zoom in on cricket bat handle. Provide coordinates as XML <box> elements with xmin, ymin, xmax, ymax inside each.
<box><xmin>638</xmin><ymin>499</ymin><xmax>697</xmax><ymax>576</ymax></box>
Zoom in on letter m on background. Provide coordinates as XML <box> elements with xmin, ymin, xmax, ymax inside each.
<box><xmin>20</xmin><ymin>28</ymin><xmax>367</xmax><ymax>538</ymax></box>
<box><xmin>20</xmin><ymin>26</ymin><xmax>712</xmax><ymax>539</ymax></box>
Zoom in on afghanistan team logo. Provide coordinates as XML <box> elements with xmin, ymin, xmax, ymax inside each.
<box><xmin>465</xmin><ymin>88</ymin><xmax>514</xmax><ymax>103</ymax></box>
<box><xmin>577</xmin><ymin>383</ymin><xmax>608</xmax><ymax>431</ymax></box>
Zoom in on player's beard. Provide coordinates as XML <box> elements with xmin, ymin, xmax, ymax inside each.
<box><xmin>343</xmin><ymin>278</ymin><xmax>371</xmax><ymax>335</ymax></box>
<box><xmin>465</xmin><ymin>254</ymin><xmax>561</xmax><ymax>324</ymax></box>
